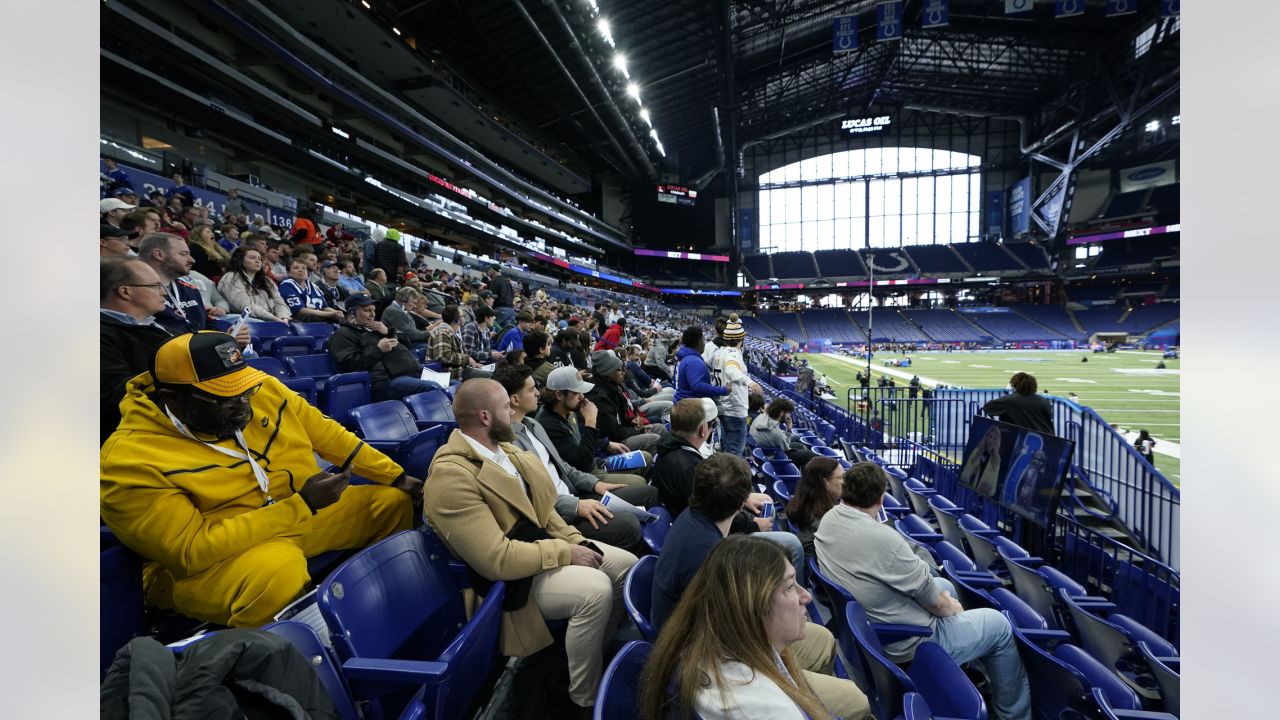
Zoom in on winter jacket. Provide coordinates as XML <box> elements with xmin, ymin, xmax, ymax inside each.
<box><xmin>217</xmin><ymin>271</ymin><xmax>290</xmax><ymax>321</ymax></box>
<box><xmin>534</xmin><ymin>407</ymin><xmax>603</xmax><ymax>474</ymax></box>
<box><xmin>100</xmin><ymin>373</ymin><xmax>405</xmax><ymax>586</ymax></box>
<box><xmin>423</xmin><ymin>429</ymin><xmax>586</xmax><ymax>657</ymax></box>
<box><xmin>585</xmin><ymin>379</ymin><xmax>643</xmax><ymax>442</ymax></box>
<box><xmin>648</xmin><ymin>432</ymin><xmax>758</xmax><ymax>536</ymax></box>
<box><xmin>373</xmin><ymin>239</ymin><xmax>405</xmax><ymax>279</ymax></box>
<box><xmin>155</xmin><ymin>277</ymin><xmax>208</xmax><ymax>335</ymax></box>
<box><xmin>673</xmin><ymin>345</ymin><xmax>728</xmax><ymax>404</ymax></box>
<box><xmin>383</xmin><ymin>302</ymin><xmax>429</xmax><ymax>344</ymax></box>
<box><xmin>100</xmin><ymin>312</ymin><xmax>171</xmax><ymax>445</ymax></box>
<box><xmin>100</xmin><ymin>630</ymin><xmax>338</xmax><ymax>719</ymax></box>
<box><xmin>328</xmin><ymin>322</ymin><xmax>423</xmax><ymax>396</ymax></box>
<box><xmin>594</xmin><ymin>323</ymin><xmax>623</xmax><ymax>351</ymax></box>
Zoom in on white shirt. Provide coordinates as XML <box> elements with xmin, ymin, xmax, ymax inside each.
<box><xmin>693</xmin><ymin>656</ymin><xmax>806</xmax><ymax>720</ymax></box>
<box><xmin>517</xmin><ymin>423</ymin><xmax>573</xmax><ymax>496</ymax></box>
<box><xmin>460</xmin><ymin>432</ymin><xmax>520</xmax><ymax>479</ymax></box>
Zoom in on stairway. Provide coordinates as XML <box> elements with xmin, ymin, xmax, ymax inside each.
<box><xmin>1062</xmin><ymin>474</ymin><xmax>1147</xmax><ymax>552</ymax></box>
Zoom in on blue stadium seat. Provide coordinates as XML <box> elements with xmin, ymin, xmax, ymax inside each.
<box><xmin>247</xmin><ymin>320</ymin><xmax>293</xmax><ymax>353</ymax></box>
<box><xmin>292</xmin><ymin>321</ymin><xmax>336</xmax><ymax>351</ymax></box>
<box><xmin>1007</xmin><ymin>615</ymin><xmax>1143</xmax><ymax>720</ymax></box>
<box><xmin>881</xmin><ymin>492</ymin><xmax>913</xmax><ymax>519</ymax></box>
<box><xmin>903</xmin><ymin>478</ymin><xmax>937</xmax><ymax>518</ymax></box>
<box><xmin>100</xmin><ymin>530</ymin><xmax>145</xmax><ymax>675</ymax></box>
<box><xmin>895</xmin><ymin>514</ymin><xmax>943</xmax><ymax>546</ymax></box>
<box><xmin>593</xmin><ymin>641</ymin><xmax>650</xmax><ymax>720</ymax></box>
<box><xmin>1137</xmin><ymin>641</ymin><xmax>1180</xmax><ymax>716</ymax></box>
<box><xmin>883</xmin><ymin>466</ymin><xmax>909</xmax><ymax>504</ymax></box>
<box><xmin>623</xmin><ymin>555</ymin><xmax>658</xmax><ymax>642</ymax></box>
<box><xmin>317</xmin><ymin>529</ymin><xmax>506</xmax><ymax>720</ymax></box>
<box><xmin>762</xmin><ymin>461</ymin><xmax>799</xmax><ymax>495</ymax></box>
<box><xmin>812</xmin><ymin>445</ymin><xmax>841</xmax><ymax>459</ymax></box>
<box><xmin>321</xmin><ymin>372</ymin><xmax>372</xmax><ymax>427</ymax></box>
<box><xmin>282</xmin><ymin>376</ymin><xmax>318</xmax><ymax>405</ymax></box>
<box><xmin>403</xmin><ymin>390</ymin><xmax>457</xmax><ymax>431</ymax></box>
<box><xmin>771</xmin><ymin>479</ymin><xmax>793</xmax><ymax>504</ymax></box>
<box><xmin>348</xmin><ymin>402</ymin><xmax>451</xmax><ymax>476</ymax></box>
<box><xmin>1058</xmin><ymin>591</ymin><xmax>1176</xmax><ymax>703</ymax></box>
<box><xmin>261</xmin><ymin>621</ymin><xmax>360</xmax><ymax>720</ymax></box>
<box><xmin>269</xmin><ymin>335</ymin><xmax>318</xmax><ymax>361</ymax></box>
<box><xmin>642</xmin><ymin>506</ymin><xmax>673</xmax><ymax>555</ymax></box>
<box><xmin>246</xmin><ymin>356</ymin><xmax>292</xmax><ymax>379</ymax></box>
<box><xmin>999</xmin><ymin>544</ymin><xmax>1091</xmax><ymax>631</ymax></box>
<box><xmin>843</xmin><ymin>603</ymin><xmax>985</xmax><ymax>720</ymax></box>
<box><xmin>285</xmin><ymin>354</ymin><xmax>338</xmax><ymax>392</ymax></box>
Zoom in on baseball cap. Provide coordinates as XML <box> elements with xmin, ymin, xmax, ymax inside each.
<box><xmin>546</xmin><ymin>366</ymin><xmax>593</xmax><ymax>393</ymax></box>
<box><xmin>478</xmin><ymin>289</ymin><xmax>494</xmax><ymax>299</ymax></box>
<box><xmin>112</xmin><ymin>186</ymin><xmax>138</xmax><ymax>198</ymax></box>
<box><xmin>101</xmin><ymin>198</ymin><xmax>136</xmax><ymax>213</ymax></box>
<box><xmin>320</xmin><ymin>260</ymin><xmax>338</xmax><ymax>271</ymax></box>
<box><xmin>700</xmin><ymin>397</ymin><xmax>719</xmax><ymax>424</ymax></box>
<box><xmin>345</xmin><ymin>294</ymin><xmax>378</xmax><ymax>313</ymax></box>
<box><xmin>101</xmin><ymin>224</ymin><xmax>130</xmax><ymax>239</ymax></box>
<box><xmin>152</xmin><ymin>331</ymin><xmax>270</xmax><ymax>397</ymax></box>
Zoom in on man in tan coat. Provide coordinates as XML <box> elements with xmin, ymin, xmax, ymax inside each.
<box><xmin>423</xmin><ymin>379</ymin><xmax>637</xmax><ymax>715</ymax></box>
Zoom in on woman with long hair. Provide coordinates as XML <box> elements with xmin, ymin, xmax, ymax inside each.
<box><xmin>640</xmin><ymin>535</ymin><xmax>832</xmax><ymax>720</ymax></box>
<box><xmin>217</xmin><ymin>246</ymin><xmax>292</xmax><ymax>322</ymax></box>
<box><xmin>785</xmin><ymin>456</ymin><xmax>843</xmax><ymax>558</ymax></box>
<box><xmin>187</xmin><ymin>222</ymin><xmax>232</xmax><ymax>279</ymax></box>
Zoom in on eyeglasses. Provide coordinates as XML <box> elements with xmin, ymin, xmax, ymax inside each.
<box><xmin>123</xmin><ymin>283</ymin><xmax>166</xmax><ymax>291</ymax></box>
<box><xmin>189</xmin><ymin>383</ymin><xmax>262</xmax><ymax>405</ymax></box>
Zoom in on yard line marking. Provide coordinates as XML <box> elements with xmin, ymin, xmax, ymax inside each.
<box><xmin>1055</xmin><ymin>378</ymin><xmax>1098</xmax><ymax>384</ymax></box>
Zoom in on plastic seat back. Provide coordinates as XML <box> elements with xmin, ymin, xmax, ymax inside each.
<box><xmin>928</xmin><ymin>497</ymin><xmax>967</xmax><ymax>550</ymax></box>
<box><xmin>762</xmin><ymin>460</ymin><xmax>800</xmax><ymax>479</ymax></box>
<box><xmin>1008</xmin><ymin>620</ymin><xmax>1140</xmax><ymax>720</ymax></box>
<box><xmin>883</xmin><ymin>466</ymin><xmax>908</xmax><ymax>503</ymax></box>
<box><xmin>1000</xmin><ymin>550</ymin><xmax>1067</xmax><ymax>630</ymax></box>
<box><xmin>593</xmin><ymin>641</ymin><xmax>651</xmax><ymax>720</ymax></box>
<box><xmin>292</xmin><ymin>321</ymin><xmax>336</xmax><ymax>346</ymax></box>
<box><xmin>933</xmin><ymin>541</ymin><xmax>976</xmax><ymax>572</ymax></box>
<box><xmin>261</xmin><ymin>621</ymin><xmax>360</xmax><ymax>720</ymax></box>
<box><xmin>845</xmin><ymin>601</ymin><xmax>914</xmax><ymax>720</ymax></box>
<box><xmin>100</xmin><ymin>540</ymin><xmax>145</xmax><ymax>675</ymax></box>
<box><xmin>808</xmin><ymin>558</ymin><xmax>870</xmax><ymax>693</ymax></box>
<box><xmin>397</xmin><ymin>425</ymin><xmax>451</xmax><ymax>478</ymax></box>
<box><xmin>1060</xmin><ymin>592</ymin><xmax>1165</xmax><ymax>700</ymax></box>
<box><xmin>318</xmin><ymin>529</ymin><xmax>506</xmax><ymax>720</ymax></box>
<box><xmin>247</xmin><ymin>320</ymin><xmax>293</xmax><ymax>352</ymax></box>
<box><xmin>642</xmin><ymin>506</ymin><xmax>673</xmax><ymax>555</ymax></box>
<box><xmin>963</xmin><ymin>528</ymin><xmax>1002</xmax><ymax>574</ymax></box>
<box><xmin>282</xmin><ymin>376</ymin><xmax>318</xmax><ymax>406</ymax></box>
<box><xmin>906</xmin><ymin>642</ymin><xmax>988</xmax><ymax>720</ymax></box>
<box><xmin>285</xmin><ymin>353</ymin><xmax>338</xmax><ymax>386</ymax></box>
<box><xmin>902</xmin><ymin>478</ymin><xmax>935</xmax><ymax>516</ymax></box>
<box><xmin>902</xmin><ymin>692</ymin><xmax>934</xmax><ymax>720</ymax></box>
<box><xmin>623</xmin><ymin>556</ymin><xmax>658</xmax><ymax>642</ymax></box>
<box><xmin>1138</xmin><ymin>640</ymin><xmax>1180</xmax><ymax>716</ymax></box>
<box><xmin>990</xmin><ymin>588</ymin><xmax>1048</xmax><ymax>631</ymax></box>
<box><xmin>246</xmin><ymin>356</ymin><xmax>292</xmax><ymax>379</ymax></box>
<box><xmin>403</xmin><ymin>390</ymin><xmax>457</xmax><ymax>428</ymax></box>
<box><xmin>349</xmin><ymin>401</ymin><xmax>419</xmax><ymax>441</ymax></box>
<box><xmin>270</xmin><ymin>335</ymin><xmax>317</xmax><ymax>360</ymax></box>
<box><xmin>812</xmin><ymin>445</ymin><xmax>841</xmax><ymax>458</ymax></box>
<box><xmin>321</xmin><ymin>372</ymin><xmax>372</xmax><ymax>427</ymax></box>
<box><xmin>771</xmin><ymin>479</ymin><xmax>792</xmax><ymax>504</ymax></box>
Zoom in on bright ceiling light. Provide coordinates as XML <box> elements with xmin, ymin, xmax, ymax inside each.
<box><xmin>612</xmin><ymin>53</ymin><xmax>629</xmax><ymax>78</ymax></box>
<box><xmin>392</xmin><ymin>27</ymin><xmax>401</xmax><ymax>36</ymax></box>
<box><xmin>1144</xmin><ymin>120</ymin><xmax>1160</xmax><ymax>132</ymax></box>
<box><xmin>649</xmin><ymin>128</ymin><xmax>659</xmax><ymax>140</ymax></box>
<box><xmin>626</xmin><ymin>83</ymin><xmax>641</xmax><ymax>101</ymax></box>
<box><xmin>361</xmin><ymin>0</ymin><xmax>370</xmax><ymax>7</ymax></box>
<box><xmin>639</xmin><ymin>108</ymin><xmax>651</xmax><ymax>126</ymax></box>
<box><xmin>597</xmin><ymin>18</ymin><xmax>614</xmax><ymax>47</ymax></box>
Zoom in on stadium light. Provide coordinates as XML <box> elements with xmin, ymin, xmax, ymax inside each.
<box><xmin>626</xmin><ymin>82</ymin><xmax>641</xmax><ymax>101</ymax></box>
<box><xmin>597</xmin><ymin>18</ymin><xmax>614</xmax><ymax>48</ymax></box>
<box><xmin>1144</xmin><ymin>120</ymin><xmax>1160</xmax><ymax>132</ymax></box>
<box><xmin>613</xmin><ymin>53</ymin><xmax>629</xmax><ymax>78</ymax></box>
<box><xmin>639</xmin><ymin>108</ymin><xmax>651</xmax><ymax>126</ymax></box>
<box><xmin>1171</xmin><ymin>115</ymin><xmax>1180</xmax><ymax>125</ymax></box>
<box><xmin>392</xmin><ymin>26</ymin><xmax>401</xmax><ymax>36</ymax></box>
<box><xmin>361</xmin><ymin>0</ymin><xmax>370</xmax><ymax>7</ymax></box>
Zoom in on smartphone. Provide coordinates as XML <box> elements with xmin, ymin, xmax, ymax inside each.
<box><xmin>335</xmin><ymin>447</ymin><xmax>359</xmax><ymax>475</ymax></box>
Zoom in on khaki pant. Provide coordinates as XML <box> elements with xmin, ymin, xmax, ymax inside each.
<box><xmin>143</xmin><ymin>485</ymin><xmax>413</xmax><ymax>628</ymax></box>
<box><xmin>530</xmin><ymin>541</ymin><xmax>638</xmax><ymax>707</ymax></box>
<box><xmin>793</xmin><ymin>621</ymin><xmax>873</xmax><ymax>720</ymax></box>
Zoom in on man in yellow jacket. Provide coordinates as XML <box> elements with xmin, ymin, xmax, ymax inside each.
<box><xmin>101</xmin><ymin>331</ymin><xmax>421</xmax><ymax>627</ymax></box>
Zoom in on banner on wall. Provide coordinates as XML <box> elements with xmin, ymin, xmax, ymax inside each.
<box><xmin>986</xmin><ymin>191</ymin><xmax>1005</xmax><ymax>238</ymax></box>
<box><xmin>1118</xmin><ymin>161</ymin><xmax>1177</xmax><ymax>193</ymax></box>
<box><xmin>1005</xmin><ymin>0</ymin><xmax>1033</xmax><ymax>16</ymax></box>
<box><xmin>1105</xmin><ymin>0</ymin><xmax>1138</xmax><ymax>17</ymax></box>
<box><xmin>1054</xmin><ymin>0</ymin><xmax>1084</xmax><ymax>19</ymax></box>
<box><xmin>738</xmin><ymin>207</ymin><xmax>756</xmax><ymax>252</ymax></box>
<box><xmin>1007</xmin><ymin>177</ymin><xmax>1032</xmax><ymax>236</ymax></box>
<box><xmin>921</xmin><ymin>0</ymin><xmax>949</xmax><ymax>29</ymax></box>
<box><xmin>832</xmin><ymin>15</ymin><xmax>859</xmax><ymax>53</ymax></box>
<box><xmin>105</xmin><ymin>161</ymin><xmax>298</xmax><ymax>228</ymax></box>
<box><xmin>876</xmin><ymin>1</ymin><xmax>903</xmax><ymax>42</ymax></box>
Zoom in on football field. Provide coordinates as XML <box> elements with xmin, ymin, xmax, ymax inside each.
<box><xmin>803</xmin><ymin>349</ymin><xmax>1181</xmax><ymax>485</ymax></box>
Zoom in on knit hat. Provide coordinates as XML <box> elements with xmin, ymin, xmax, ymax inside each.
<box><xmin>723</xmin><ymin>313</ymin><xmax>746</xmax><ymax>341</ymax></box>
<box><xmin>384</xmin><ymin>228</ymin><xmax>401</xmax><ymax>241</ymax></box>
<box><xmin>590</xmin><ymin>350</ymin><xmax>624</xmax><ymax>377</ymax></box>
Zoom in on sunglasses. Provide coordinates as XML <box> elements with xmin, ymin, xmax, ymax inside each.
<box><xmin>189</xmin><ymin>383</ymin><xmax>262</xmax><ymax>406</ymax></box>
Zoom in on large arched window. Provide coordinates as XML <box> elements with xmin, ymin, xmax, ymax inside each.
<box><xmin>757</xmin><ymin>147</ymin><xmax>982</xmax><ymax>251</ymax></box>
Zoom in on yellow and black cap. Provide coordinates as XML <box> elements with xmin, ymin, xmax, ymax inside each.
<box><xmin>152</xmin><ymin>331</ymin><xmax>270</xmax><ymax>397</ymax></box>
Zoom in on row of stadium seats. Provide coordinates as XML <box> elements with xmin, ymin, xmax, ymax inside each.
<box><xmin>743</xmin><ymin>242</ymin><xmax>1051</xmax><ymax>281</ymax></box>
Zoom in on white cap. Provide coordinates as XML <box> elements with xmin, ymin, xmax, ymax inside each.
<box><xmin>546</xmin><ymin>365</ymin><xmax>593</xmax><ymax>393</ymax></box>
<box><xmin>100</xmin><ymin>198</ymin><xmax>136</xmax><ymax>213</ymax></box>
<box><xmin>700</xmin><ymin>397</ymin><xmax>719</xmax><ymax>424</ymax></box>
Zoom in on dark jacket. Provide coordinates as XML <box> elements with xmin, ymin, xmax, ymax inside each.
<box><xmin>535</xmin><ymin>407</ymin><xmax>603</xmax><ymax>474</ymax></box>
<box><xmin>382</xmin><ymin>302</ymin><xmax>429</xmax><ymax>344</ymax></box>
<box><xmin>373</xmin><ymin>238</ymin><xmax>405</xmax><ymax>279</ymax></box>
<box><xmin>488</xmin><ymin>273</ymin><xmax>515</xmax><ymax>308</ymax></box>
<box><xmin>585</xmin><ymin>378</ymin><xmax>643</xmax><ymax>442</ymax></box>
<box><xmin>651</xmin><ymin>509</ymin><xmax>723</xmax><ymax>633</ymax></box>
<box><xmin>155</xmin><ymin>277</ymin><xmax>207</xmax><ymax>335</ymax></box>
<box><xmin>649</xmin><ymin>433</ymin><xmax>757</xmax><ymax>535</ymax></box>
<box><xmin>982</xmin><ymin>392</ymin><xmax>1055</xmax><ymax>435</ymax></box>
<box><xmin>673</xmin><ymin>345</ymin><xmax>727</xmax><ymax>404</ymax></box>
<box><xmin>101</xmin><ymin>313</ymin><xmax>172</xmax><ymax>445</ymax></box>
<box><xmin>329</xmin><ymin>322</ymin><xmax>421</xmax><ymax>395</ymax></box>
<box><xmin>100</xmin><ymin>630</ymin><xmax>338</xmax><ymax>720</ymax></box>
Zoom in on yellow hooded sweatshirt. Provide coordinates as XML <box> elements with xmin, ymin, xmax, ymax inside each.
<box><xmin>101</xmin><ymin>371</ymin><xmax>405</xmax><ymax>582</ymax></box>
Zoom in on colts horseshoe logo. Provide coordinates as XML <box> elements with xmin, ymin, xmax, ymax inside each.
<box><xmin>865</xmin><ymin>251</ymin><xmax>910</xmax><ymax>273</ymax></box>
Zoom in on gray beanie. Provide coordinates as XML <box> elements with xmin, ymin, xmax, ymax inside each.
<box><xmin>591</xmin><ymin>350</ymin><xmax>625</xmax><ymax>377</ymax></box>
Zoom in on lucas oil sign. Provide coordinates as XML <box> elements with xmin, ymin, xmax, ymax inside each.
<box><xmin>841</xmin><ymin>116</ymin><xmax>892</xmax><ymax>134</ymax></box>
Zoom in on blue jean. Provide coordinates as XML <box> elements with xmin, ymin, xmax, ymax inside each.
<box><xmin>757</xmin><ymin>530</ymin><xmax>805</xmax><ymax>585</ymax></box>
<box><xmin>494</xmin><ymin>306</ymin><xmax>516</xmax><ymax>335</ymax></box>
<box><xmin>720</xmin><ymin>414</ymin><xmax>748</xmax><ymax>457</ymax></box>
<box><xmin>379</xmin><ymin>374</ymin><xmax>446</xmax><ymax>402</ymax></box>
<box><xmin>929</xmin><ymin>578</ymin><xmax>1032</xmax><ymax>720</ymax></box>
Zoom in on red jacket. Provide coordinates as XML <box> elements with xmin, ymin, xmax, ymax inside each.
<box><xmin>594</xmin><ymin>323</ymin><xmax>623</xmax><ymax>351</ymax></box>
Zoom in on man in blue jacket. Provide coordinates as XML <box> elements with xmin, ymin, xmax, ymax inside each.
<box><xmin>673</xmin><ymin>325</ymin><xmax>727</xmax><ymax>404</ymax></box>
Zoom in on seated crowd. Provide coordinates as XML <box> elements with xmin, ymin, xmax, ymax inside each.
<box><xmin>100</xmin><ymin>179</ymin><xmax>1033</xmax><ymax>719</ymax></box>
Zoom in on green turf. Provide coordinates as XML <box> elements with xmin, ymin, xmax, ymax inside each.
<box><xmin>803</xmin><ymin>350</ymin><xmax>1181</xmax><ymax>485</ymax></box>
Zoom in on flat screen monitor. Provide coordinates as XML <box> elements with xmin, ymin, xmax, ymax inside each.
<box><xmin>958</xmin><ymin>416</ymin><xmax>1074</xmax><ymax>526</ymax></box>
